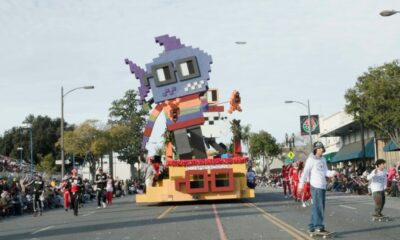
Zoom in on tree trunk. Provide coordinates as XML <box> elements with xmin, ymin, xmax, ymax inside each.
<box><xmin>109</xmin><ymin>152</ymin><xmax>113</xmax><ymax>177</ymax></box>
<box><xmin>89</xmin><ymin>162</ymin><xmax>96</xmax><ymax>181</ymax></box>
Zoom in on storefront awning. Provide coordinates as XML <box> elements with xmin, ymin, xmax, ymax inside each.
<box><xmin>383</xmin><ymin>140</ymin><xmax>400</xmax><ymax>152</ymax></box>
<box><xmin>323</xmin><ymin>152</ymin><xmax>337</xmax><ymax>163</ymax></box>
<box><xmin>331</xmin><ymin>138</ymin><xmax>374</xmax><ymax>163</ymax></box>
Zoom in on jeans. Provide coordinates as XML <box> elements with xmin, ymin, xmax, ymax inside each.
<box><xmin>309</xmin><ymin>186</ymin><xmax>326</xmax><ymax>231</ymax></box>
<box><xmin>96</xmin><ymin>189</ymin><xmax>106</xmax><ymax>206</ymax></box>
<box><xmin>373</xmin><ymin>191</ymin><xmax>385</xmax><ymax>215</ymax></box>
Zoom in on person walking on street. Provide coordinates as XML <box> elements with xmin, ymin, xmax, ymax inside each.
<box><xmin>95</xmin><ymin>168</ymin><xmax>107</xmax><ymax>209</ymax></box>
<box><xmin>299</xmin><ymin>142</ymin><xmax>337</xmax><ymax>234</ymax></box>
<box><xmin>367</xmin><ymin>159</ymin><xmax>387</xmax><ymax>217</ymax></box>
<box><xmin>70</xmin><ymin>169</ymin><xmax>83</xmax><ymax>216</ymax></box>
<box><xmin>26</xmin><ymin>174</ymin><xmax>45</xmax><ymax>217</ymax></box>
<box><xmin>60</xmin><ymin>176</ymin><xmax>70</xmax><ymax>211</ymax></box>
<box><xmin>106</xmin><ymin>174</ymin><xmax>114</xmax><ymax>205</ymax></box>
<box><xmin>282</xmin><ymin>163</ymin><xmax>292</xmax><ymax>198</ymax></box>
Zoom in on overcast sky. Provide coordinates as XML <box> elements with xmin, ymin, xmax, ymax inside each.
<box><xmin>1</xmin><ymin>0</ymin><xmax>400</xmax><ymax>152</ymax></box>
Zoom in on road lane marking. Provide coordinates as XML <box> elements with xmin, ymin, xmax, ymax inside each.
<box><xmin>157</xmin><ymin>206</ymin><xmax>176</xmax><ymax>219</ymax></box>
<box><xmin>212</xmin><ymin>204</ymin><xmax>227</xmax><ymax>240</ymax></box>
<box><xmin>83</xmin><ymin>211</ymin><xmax>96</xmax><ymax>217</ymax></box>
<box><xmin>339</xmin><ymin>205</ymin><xmax>356</xmax><ymax>210</ymax></box>
<box><xmin>244</xmin><ymin>202</ymin><xmax>313</xmax><ymax>240</ymax></box>
<box><xmin>31</xmin><ymin>226</ymin><xmax>54</xmax><ymax>235</ymax></box>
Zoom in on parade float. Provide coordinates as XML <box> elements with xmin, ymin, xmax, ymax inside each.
<box><xmin>125</xmin><ymin>35</ymin><xmax>254</xmax><ymax>203</ymax></box>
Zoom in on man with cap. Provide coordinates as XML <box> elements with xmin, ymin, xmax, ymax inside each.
<box><xmin>95</xmin><ymin>167</ymin><xmax>107</xmax><ymax>209</ymax></box>
<box><xmin>298</xmin><ymin>141</ymin><xmax>337</xmax><ymax>234</ymax></box>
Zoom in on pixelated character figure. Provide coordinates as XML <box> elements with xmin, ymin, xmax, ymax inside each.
<box><xmin>125</xmin><ymin>35</ymin><xmax>213</xmax><ymax>160</ymax></box>
<box><xmin>228</xmin><ymin>90</ymin><xmax>242</xmax><ymax>114</ymax></box>
<box><xmin>201</xmin><ymin>101</ymin><xmax>229</xmax><ymax>156</ymax></box>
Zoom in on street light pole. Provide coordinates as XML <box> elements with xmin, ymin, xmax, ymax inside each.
<box><xmin>284</xmin><ymin>99</ymin><xmax>313</xmax><ymax>153</ymax></box>
<box><xmin>20</xmin><ymin>125</ymin><xmax>33</xmax><ymax>175</ymax></box>
<box><xmin>61</xmin><ymin>85</ymin><xmax>95</xmax><ymax>177</ymax></box>
<box><xmin>29</xmin><ymin>127</ymin><xmax>33</xmax><ymax>174</ymax></box>
<box><xmin>17</xmin><ymin>147</ymin><xmax>23</xmax><ymax>163</ymax></box>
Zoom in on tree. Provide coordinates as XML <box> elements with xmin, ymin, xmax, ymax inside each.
<box><xmin>241</xmin><ymin>124</ymin><xmax>251</xmax><ymax>156</ymax></box>
<box><xmin>345</xmin><ymin>60</ymin><xmax>400</xmax><ymax>147</ymax></box>
<box><xmin>36</xmin><ymin>153</ymin><xmax>56</xmax><ymax>175</ymax></box>
<box><xmin>108</xmin><ymin>90</ymin><xmax>148</xmax><ymax>165</ymax></box>
<box><xmin>0</xmin><ymin>115</ymin><xmax>69</xmax><ymax>170</ymax></box>
<box><xmin>249</xmin><ymin>130</ymin><xmax>281</xmax><ymax>175</ymax></box>
<box><xmin>59</xmin><ymin>120</ymin><xmax>103</xmax><ymax>179</ymax></box>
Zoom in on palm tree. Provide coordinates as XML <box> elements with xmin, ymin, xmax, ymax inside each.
<box><xmin>241</xmin><ymin>124</ymin><xmax>251</xmax><ymax>156</ymax></box>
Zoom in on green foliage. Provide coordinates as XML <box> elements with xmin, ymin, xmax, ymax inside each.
<box><xmin>36</xmin><ymin>153</ymin><xmax>56</xmax><ymax>175</ymax></box>
<box><xmin>230</xmin><ymin>119</ymin><xmax>242</xmax><ymax>140</ymax></box>
<box><xmin>345</xmin><ymin>60</ymin><xmax>400</xmax><ymax>146</ymax></box>
<box><xmin>60</xmin><ymin>120</ymin><xmax>105</xmax><ymax>179</ymax></box>
<box><xmin>249</xmin><ymin>130</ymin><xmax>281</xmax><ymax>175</ymax></box>
<box><xmin>108</xmin><ymin>90</ymin><xmax>148</xmax><ymax>164</ymax></box>
<box><xmin>0</xmin><ymin>115</ymin><xmax>68</xmax><ymax>170</ymax></box>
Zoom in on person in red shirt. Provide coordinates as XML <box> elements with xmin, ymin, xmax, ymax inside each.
<box><xmin>69</xmin><ymin>169</ymin><xmax>83</xmax><ymax>216</ymax></box>
<box><xmin>298</xmin><ymin>161</ymin><xmax>311</xmax><ymax>207</ymax></box>
<box><xmin>290</xmin><ymin>161</ymin><xmax>301</xmax><ymax>201</ymax></box>
<box><xmin>60</xmin><ymin>176</ymin><xmax>70</xmax><ymax>211</ymax></box>
<box><xmin>282</xmin><ymin>163</ymin><xmax>292</xmax><ymax>198</ymax></box>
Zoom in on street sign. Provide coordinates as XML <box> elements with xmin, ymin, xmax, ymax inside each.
<box><xmin>285</xmin><ymin>159</ymin><xmax>293</xmax><ymax>164</ymax></box>
<box><xmin>287</xmin><ymin>151</ymin><xmax>295</xmax><ymax>159</ymax></box>
<box><xmin>56</xmin><ymin>160</ymin><xmax>71</xmax><ymax>165</ymax></box>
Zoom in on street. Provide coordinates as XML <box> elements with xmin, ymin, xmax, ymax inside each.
<box><xmin>1</xmin><ymin>188</ymin><xmax>399</xmax><ymax>240</ymax></box>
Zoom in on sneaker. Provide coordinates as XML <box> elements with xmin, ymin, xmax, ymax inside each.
<box><xmin>97</xmin><ymin>206</ymin><xmax>101</xmax><ymax>209</ymax></box>
<box><xmin>302</xmin><ymin>202</ymin><xmax>307</xmax><ymax>208</ymax></box>
<box><xmin>308</xmin><ymin>229</ymin><xmax>315</xmax><ymax>233</ymax></box>
<box><xmin>284</xmin><ymin>195</ymin><xmax>288</xmax><ymax>199</ymax></box>
<box><xmin>102</xmin><ymin>202</ymin><xmax>106</xmax><ymax>208</ymax></box>
<box><xmin>65</xmin><ymin>209</ymin><xmax>68</xmax><ymax>212</ymax></box>
<box><xmin>315</xmin><ymin>228</ymin><xmax>326</xmax><ymax>233</ymax></box>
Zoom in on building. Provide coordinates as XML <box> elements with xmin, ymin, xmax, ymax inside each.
<box><xmin>79</xmin><ymin>153</ymin><xmax>135</xmax><ymax>181</ymax></box>
<box><xmin>319</xmin><ymin>111</ymin><xmax>400</xmax><ymax>169</ymax></box>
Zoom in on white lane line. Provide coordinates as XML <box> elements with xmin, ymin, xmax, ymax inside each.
<box><xmin>339</xmin><ymin>205</ymin><xmax>357</xmax><ymax>210</ymax></box>
<box><xmin>82</xmin><ymin>211</ymin><xmax>96</xmax><ymax>217</ymax></box>
<box><xmin>31</xmin><ymin>226</ymin><xmax>54</xmax><ymax>235</ymax></box>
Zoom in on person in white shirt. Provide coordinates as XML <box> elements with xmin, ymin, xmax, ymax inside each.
<box><xmin>366</xmin><ymin>159</ymin><xmax>387</xmax><ymax>217</ymax></box>
<box><xmin>298</xmin><ymin>142</ymin><xmax>337</xmax><ymax>234</ymax></box>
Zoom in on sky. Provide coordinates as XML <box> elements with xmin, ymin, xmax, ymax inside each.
<box><xmin>1</xmin><ymin>0</ymin><xmax>400</xmax><ymax>153</ymax></box>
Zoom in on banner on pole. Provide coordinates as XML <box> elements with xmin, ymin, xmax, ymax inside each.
<box><xmin>300</xmin><ymin>115</ymin><xmax>320</xmax><ymax>135</ymax></box>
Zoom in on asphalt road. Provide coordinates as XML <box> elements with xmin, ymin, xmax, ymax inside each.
<box><xmin>1</xmin><ymin>188</ymin><xmax>399</xmax><ymax>240</ymax></box>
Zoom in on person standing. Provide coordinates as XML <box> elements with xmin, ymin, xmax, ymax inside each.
<box><xmin>282</xmin><ymin>163</ymin><xmax>292</xmax><ymax>198</ymax></box>
<box><xmin>289</xmin><ymin>161</ymin><xmax>301</xmax><ymax>202</ymax></box>
<box><xmin>26</xmin><ymin>174</ymin><xmax>45</xmax><ymax>217</ymax></box>
<box><xmin>70</xmin><ymin>169</ymin><xmax>83</xmax><ymax>216</ymax></box>
<box><xmin>95</xmin><ymin>168</ymin><xmax>107</xmax><ymax>209</ymax></box>
<box><xmin>106</xmin><ymin>174</ymin><xmax>114</xmax><ymax>205</ymax></box>
<box><xmin>367</xmin><ymin>159</ymin><xmax>387</xmax><ymax>217</ymax></box>
<box><xmin>299</xmin><ymin>142</ymin><xmax>336</xmax><ymax>234</ymax></box>
<box><xmin>60</xmin><ymin>176</ymin><xmax>70</xmax><ymax>211</ymax></box>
